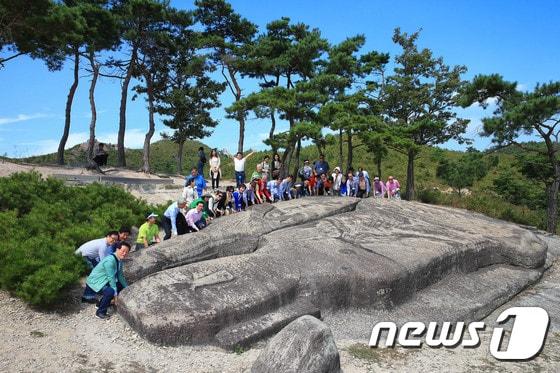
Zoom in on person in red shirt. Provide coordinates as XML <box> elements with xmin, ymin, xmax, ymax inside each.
<box><xmin>317</xmin><ymin>173</ymin><xmax>332</xmax><ymax>195</ymax></box>
<box><xmin>307</xmin><ymin>172</ymin><xmax>317</xmax><ymax>196</ymax></box>
<box><xmin>256</xmin><ymin>176</ymin><xmax>272</xmax><ymax>203</ymax></box>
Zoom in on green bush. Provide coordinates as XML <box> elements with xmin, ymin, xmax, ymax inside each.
<box><xmin>0</xmin><ymin>172</ymin><xmax>161</xmax><ymax>307</ymax></box>
<box><xmin>417</xmin><ymin>188</ymin><xmax>443</xmax><ymax>204</ymax></box>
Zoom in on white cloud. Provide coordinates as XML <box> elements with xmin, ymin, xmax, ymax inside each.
<box><xmin>13</xmin><ymin>128</ymin><xmax>162</xmax><ymax>157</ymax></box>
<box><xmin>18</xmin><ymin>132</ymin><xmax>89</xmax><ymax>156</ymax></box>
<box><xmin>96</xmin><ymin>128</ymin><xmax>162</xmax><ymax>149</ymax></box>
<box><xmin>517</xmin><ymin>83</ymin><xmax>527</xmax><ymax>92</ymax></box>
<box><xmin>0</xmin><ymin>113</ymin><xmax>50</xmax><ymax>125</ymax></box>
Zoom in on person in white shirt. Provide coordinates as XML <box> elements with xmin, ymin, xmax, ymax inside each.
<box><xmin>75</xmin><ymin>231</ymin><xmax>119</xmax><ymax>271</ymax></box>
<box><xmin>331</xmin><ymin>167</ymin><xmax>343</xmax><ymax>196</ymax></box>
<box><xmin>182</xmin><ymin>177</ymin><xmax>198</xmax><ymax>204</ymax></box>
<box><xmin>232</xmin><ymin>151</ymin><xmax>254</xmax><ymax>187</ymax></box>
<box><xmin>259</xmin><ymin>155</ymin><xmax>271</xmax><ymax>179</ymax></box>
<box><xmin>209</xmin><ymin>149</ymin><xmax>221</xmax><ymax>190</ymax></box>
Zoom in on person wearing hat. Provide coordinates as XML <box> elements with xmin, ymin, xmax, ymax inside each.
<box><xmin>162</xmin><ymin>199</ymin><xmax>188</xmax><ymax>240</ymax></box>
<box><xmin>372</xmin><ymin>176</ymin><xmax>386</xmax><ymax>198</ymax></box>
<box><xmin>136</xmin><ymin>212</ymin><xmax>161</xmax><ymax>250</ymax></box>
<box><xmin>331</xmin><ymin>167</ymin><xmax>343</xmax><ymax>196</ymax></box>
<box><xmin>298</xmin><ymin>160</ymin><xmax>313</xmax><ymax>182</ymax></box>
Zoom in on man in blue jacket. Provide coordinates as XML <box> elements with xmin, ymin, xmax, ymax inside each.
<box><xmin>185</xmin><ymin>167</ymin><xmax>207</xmax><ymax>197</ymax></box>
<box><xmin>82</xmin><ymin>242</ymin><xmax>130</xmax><ymax>319</ymax></box>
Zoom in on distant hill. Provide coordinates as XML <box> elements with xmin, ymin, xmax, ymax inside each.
<box><xmin>11</xmin><ymin>137</ymin><xmax>550</xmax><ymax>231</ymax></box>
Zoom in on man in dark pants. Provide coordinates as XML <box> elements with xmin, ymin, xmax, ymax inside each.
<box><xmin>197</xmin><ymin>146</ymin><xmax>206</xmax><ymax>176</ymax></box>
<box><xmin>82</xmin><ymin>242</ymin><xmax>130</xmax><ymax>319</ymax></box>
<box><xmin>162</xmin><ymin>198</ymin><xmax>188</xmax><ymax>239</ymax></box>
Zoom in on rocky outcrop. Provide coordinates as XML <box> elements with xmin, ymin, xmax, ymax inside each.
<box><xmin>124</xmin><ymin>197</ymin><xmax>360</xmax><ymax>283</ymax></box>
<box><xmin>118</xmin><ymin>199</ymin><xmax>547</xmax><ymax>347</ymax></box>
<box><xmin>251</xmin><ymin>316</ymin><xmax>341</xmax><ymax>373</ymax></box>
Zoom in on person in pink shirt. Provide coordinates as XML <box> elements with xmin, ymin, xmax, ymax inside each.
<box><xmin>386</xmin><ymin>176</ymin><xmax>401</xmax><ymax>199</ymax></box>
<box><xmin>372</xmin><ymin>176</ymin><xmax>386</xmax><ymax>198</ymax></box>
<box><xmin>185</xmin><ymin>201</ymin><xmax>206</xmax><ymax>232</ymax></box>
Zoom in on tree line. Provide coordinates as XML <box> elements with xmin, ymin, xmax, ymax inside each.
<box><xmin>1</xmin><ymin>0</ymin><xmax>559</xmax><ymax>233</ymax></box>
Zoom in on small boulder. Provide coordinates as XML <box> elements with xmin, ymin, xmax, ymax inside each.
<box><xmin>251</xmin><ymin>315</ymin><xmax>341</xmax><ymax>373</ymax></box>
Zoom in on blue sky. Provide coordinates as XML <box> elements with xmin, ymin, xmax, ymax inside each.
<box><xmin>0</xmin><ymin>0</ymin><xmax>558</xmax><ymax>158</ymax></box>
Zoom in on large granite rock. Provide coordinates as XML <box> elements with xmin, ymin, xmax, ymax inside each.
<box><xmin>124</xmin><ymin>197</ymin><xmax>360</xmax><ymax>283</ymax></box>
<box><xmin>119</xmin><ymin>199</ymin><xmax>547</xmax><ymax>347</ymax></box>
<box><xmin>251</xmin><ymin>315</ymin><xmax>341</xmax><ymax>373</ymax></box>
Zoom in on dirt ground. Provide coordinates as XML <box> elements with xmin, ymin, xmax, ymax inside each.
<box><xmin>1</xmin><ymin>264</ymin><xmax>559</xmax><ymax>373</ymax></box>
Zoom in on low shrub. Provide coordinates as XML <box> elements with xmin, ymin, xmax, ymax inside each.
<box><xmin>0</xmin><ymin>172</ymin><xmax>162</xmax><ymax>307</ymax></box>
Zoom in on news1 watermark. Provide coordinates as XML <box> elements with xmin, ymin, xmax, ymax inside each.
<box><xmin>369</xmin><ymin>307</ymin><xmax>550</xmax><ymax>360</ymax></box>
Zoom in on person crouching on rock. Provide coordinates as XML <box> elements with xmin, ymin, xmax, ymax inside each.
<box><xmin>162</xmin><ymin>199</ymin><xmax>188</xmax><ymax>240</ymax></box>
<box><xmin>75</xmin><ymin>231</ymin><xmax>119</xmax><ymax>273</ymax></box>
<box><xmin>82</xmin><ymin>242</ymin><xmax>130</xmax><ymax>319</ymax></box>
<box><xmin>185</xmin><ymin>201</ymin><xmax>206</xmax><ymax>232</ymax></box>
<box><xmin>136</xmin><ymin>212</ymin><xmax>161</xmax><ymax>250</ymax></box>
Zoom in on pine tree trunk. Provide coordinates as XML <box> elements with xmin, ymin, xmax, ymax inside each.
<box><xmin>177</xmin><ymin>140</ymin><xmax>185</xmax><ymax>174</ymax></box>
<box><xmin>117</xmin><ymin>46</ymin><xmax>137</xmax><ymax>167</ymax></box>
<box><xmin>376</xmin><ymin>157</ymin><xmax>382</xmax><ymax>179</ymax></box>
<box><xmin>142</xmin><ymin>73</ymin><xmax>155</xmax><ymax>173</ymax></box>
<box><xmin>225</xmin><ymin>64</ymin><xmax>245</xmax><ymax>154</ymax></box>
<box><xmin>57</xmin><ymin>48</ymin><xmax>80</xmax><ymax>165</ymax></box>
<box><xmin>269</xmin><ymin>109</ymin><xmax>277</xmax><ymax>153</ymax></box>
<box><xmin>292</xmin><ymin>139</ymin><xmax>301</xmax><ymax>178</ymax></box>
<box><xmin>86</xmin><ymin>51</ymin><xmax>99</xmax><ymax>165</ymax></box>
<box><xmin>546</xmin><ymin>163</ymin><xmax>560</xmax><ymax>233</ymax></box>
<box><xmin>405</xmin><ymin>149</ymin><xmax>416</xmax><ymax>200</ymax></box>
<box><xmin>237</xmin><ymin>113</ymin><xmax>245</xmax><ymax>154</ymax></box>
<box><xmin>346</xmin><ymin>129</ymin><xmax>353</xmax><ymax>172</ymax></box>
<box><xmin>339</xmin><ymin>128</ymin><xmax>344</xmax><ymax>171</ymax></box>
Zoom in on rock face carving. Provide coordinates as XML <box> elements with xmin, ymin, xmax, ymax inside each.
<box><xmin>124</xmin><ymin>197</ymin><xmax>360</xmax><ymax>283</ymax></box>
<box><xmin>251</xmin><ymin>315</ymin><xmax>341</xmax><ymax>373</ymax></box>
<box><xmin>119</xmin><ymin>199</ymin><xmax>547</xmax><ymax>347</ymax></box>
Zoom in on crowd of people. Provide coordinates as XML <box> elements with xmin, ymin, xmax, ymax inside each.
<box><xmin>75</xmin><ymin>149</ymin><xmax>402</xmax><ymax>319</ymax></box>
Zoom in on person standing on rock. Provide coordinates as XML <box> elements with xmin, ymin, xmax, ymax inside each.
<box><xmin>259</xmin><ymin>155</ymin><xmax>271</xmax><ymax>180</ymax></box>
<box><xmin>271</xmin><ymin>153</ymin><xmax>282</xmax><ymax>180</ymax></box>
<box><xmin>209</xmin><ymin>149</ymin><xmax>221</xmax><ymax>190</ymax></box>
<box><xmin>162</xmin><ymin>199</ymin><xmax>188</xmax><ymax>240</ymax></box>
<box><xmin>75</xmin><ymin>231</ymin><xmax>119</xmax><ymax>272</ymax></box>
<box><xmin>231</xmin><ymin>151</ymin><xmax>255</xmax><ymax>187</ymax></box>
<box><xmin>82</xmin><ymin>242</ymin><xmax>130</xmax><ymax>319</ymax></box>
<box><xmin>136</xmin><ymin>213</ymin><xmax>161</xmax><ymax>249</ymax></box>
<box><xmin>197</xmin><ymin>147</ymin><xmax>207</xmax><ymax>176</ymax></box>
<box><xmin>313</xmin><ymin>154</ymin><xmax>330</xmax><ymax>178</ymax></box>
